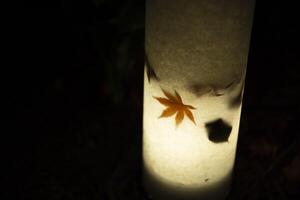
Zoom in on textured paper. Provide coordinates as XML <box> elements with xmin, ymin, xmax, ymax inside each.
<box><xmin>143</xmin><ymin>1</ymin><xmax>255</xmax><ymax>199</ymax></box>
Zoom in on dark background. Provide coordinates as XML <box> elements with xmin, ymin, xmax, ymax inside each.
<box><xmin>3</xmin><ymin>0</ymin><xmax>299</xmax><ymax>199</ymax></box>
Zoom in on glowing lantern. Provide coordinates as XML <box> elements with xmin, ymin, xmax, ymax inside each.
<box><xmin>143</xmin><ymin>0</ymin><xmax>255</xmax><ymax>199</ymax></box>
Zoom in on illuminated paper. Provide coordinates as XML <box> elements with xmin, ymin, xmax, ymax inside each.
<box><xmin>143</xmin><ymin>0</ymin><xmax>255</xmax><ymax>199</ymax></box>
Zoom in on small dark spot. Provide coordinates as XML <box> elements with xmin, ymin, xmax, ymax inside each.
<box><xmin>205</xmin><ymin>118</ymin><xmax>232</xmax><ymax>143</ymax></box>
<box><xmin>145</xmin><ymin>54</ymin><xmax>159</xmax><ymax>83</ymax></box>
<box><xmin>205</xmin><ymin>178</ymin><xmax>209</xmax><ymax>182</ymax></box>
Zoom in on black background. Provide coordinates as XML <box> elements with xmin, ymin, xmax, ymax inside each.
<box><xmin>3</xmin><ymin>0</ymin><xmax>300</xmax><ymax>199</ymax></box>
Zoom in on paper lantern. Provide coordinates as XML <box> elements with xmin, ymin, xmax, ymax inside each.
<box><xmin>143</xmin><ymin>0</ymin><xmax>255</xmax><ymax>200</ymax></box>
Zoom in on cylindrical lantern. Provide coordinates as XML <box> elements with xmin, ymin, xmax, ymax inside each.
<box><xmin>143</xmin><ymin>0</ymin><xmax>255</xmax><ymax>200</ymax></box>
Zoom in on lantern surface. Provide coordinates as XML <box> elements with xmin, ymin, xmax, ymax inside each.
<box><xmin>143</xmin><ymin>1</ymin><xmax>255</xmax><ymax>199</ymax></box>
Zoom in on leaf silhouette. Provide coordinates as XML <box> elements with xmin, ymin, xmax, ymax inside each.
<box><xmin>145</xmin><ymin>54</ymin><xmax>159</xmax><ymax>83</ymax></box>
<box><xmin>228</xmin><ymin>82</ymin><xmax>244</xmax><ymax>109</ymax></box>
<box><xmin>205</xmin><ymin>118</ymin><xmax>232</xmax><ymax>143</ymax></box>
<box><xmin>154</xmin><ymin>89</ymin><xmax>196</xmax><ymax>127</ymax></box>
<box><xmin>189</xmin><ymin>80</ymin><xmax>238</xmax><ymax>97</ymax></box>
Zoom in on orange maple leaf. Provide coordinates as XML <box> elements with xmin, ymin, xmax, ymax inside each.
<box><xmin>154</xmin><ymin>89</ymin><xmax>196</xmax><ymax>127</ymax></box>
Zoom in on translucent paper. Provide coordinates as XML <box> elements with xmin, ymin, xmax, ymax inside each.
<box><xmin>143</xmin><ymin>0</ymin><xmax>255</xmax><ymax>199</ymax></box>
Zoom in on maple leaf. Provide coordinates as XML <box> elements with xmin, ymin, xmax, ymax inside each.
<box><xmin>154</xmin><ymin>89</ymin><xmax>196</xmax><ymax>127</ymax></box>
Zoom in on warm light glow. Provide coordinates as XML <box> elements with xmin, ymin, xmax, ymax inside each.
<box><xmin>143</xmin><ymin>71</ymin><xmax>243</xmax><ymax>199</ymax></box>
<box><xmin>143</xmin><ymin>0</ymin><xmax>255</xmax><ymax>199</ymax></box>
